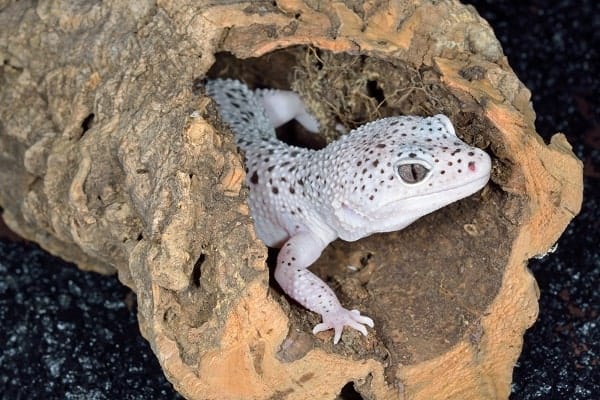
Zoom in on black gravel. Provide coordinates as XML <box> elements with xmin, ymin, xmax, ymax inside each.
<box><xmin>0</xmin><ymin>241</ymin><xmax>183</xmax><ymax>399</ymax></box>
<box><xmin>1</xmin><ymin>0</ymin><xmax>598</xmax><ymax>398</ymax></box>
<box><xmin>464</xmin><ymin>1</ymin><xmax>600</xmax><ymax>399</ymax></box>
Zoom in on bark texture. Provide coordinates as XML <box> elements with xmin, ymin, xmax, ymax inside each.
<box><xmin>0</xmin><ymin>1</ymin><xmax>582</xmax><ymax>399</ymax></box>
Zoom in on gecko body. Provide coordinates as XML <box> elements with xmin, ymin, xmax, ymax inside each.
<box><xmin>206</xmin><ymin>78</ymin><xmax>491</xmax><ymax>343</ymax></box>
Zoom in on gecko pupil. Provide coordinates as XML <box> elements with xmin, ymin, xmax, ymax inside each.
<box><xmin>397</xmin><ymin>163</ymin><xmax>430</xmax><ymax>184</ymax></box>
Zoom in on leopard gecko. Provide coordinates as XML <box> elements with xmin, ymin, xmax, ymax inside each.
<box><xmin>205</xmin><ymin>78</ymin><xmax>491</xmax><ymax>344</ymax></box>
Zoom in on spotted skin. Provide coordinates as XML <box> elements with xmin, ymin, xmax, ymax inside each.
<box><xmin>206</xmin><ymin>78</ymin><xmax>492</xmax><ymax>344</ymax></box>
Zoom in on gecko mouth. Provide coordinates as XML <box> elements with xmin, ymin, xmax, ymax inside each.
<box><xmin>368</xmin><ymin>173</ymin><xmax>490</xmax><ymax>231</ymax></box>
<box><xmin>433</xmin><ymin>173</ymin><xmax>490</xmax><ymax>197</ymax></box>
<box><xmin>379</xmin><ymin>172</ymin><xmax>491</xmax><ymax>211</ymax></box>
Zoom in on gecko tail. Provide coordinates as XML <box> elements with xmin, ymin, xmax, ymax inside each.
<box><xmin>205</xmin><ymin>78</ymin><xmax>275</xmax><ymax>141</ymax></box>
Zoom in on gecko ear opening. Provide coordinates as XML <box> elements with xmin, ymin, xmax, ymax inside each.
<box><xmin>334</xmin><ymin>201</ymin><xmax>368</xmax><ymax>230</ymax></box>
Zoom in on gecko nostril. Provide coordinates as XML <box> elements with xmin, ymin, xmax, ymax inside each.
<box><xmin>468</xmin><ymin>161</ymin><xmax>476</xmax><ymax>171</ymax></box>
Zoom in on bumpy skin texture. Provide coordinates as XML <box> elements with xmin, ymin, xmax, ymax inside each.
<box><xmin>206</xmin><ymin>79</ymin><xmax>491</xmax><ymax>344</ymax></box>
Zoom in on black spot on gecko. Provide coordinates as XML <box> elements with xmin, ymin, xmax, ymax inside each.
<box><xmin>373</xmin><ymin>160</ymin><xmax>379</xmax><ymax>167</ymax></box>
<box><xmin>272</xmin><ymin>186</ymin><xmax>279</xmax><ymax>194</ymax></box>
<box><xmin>409</xmin><ymin>153</ymin><xmax>417</xmax><ymax>158</ymax></box>
<box><xmin>267</xmin><ymin>165</ymin><xmax>275</xmax><ymax>172</ymax></box>
<box><xmin>289</xmin><ymin>187</ymin><xmax>295</xmax><ymax>194</ymax></box>
<box><xmin>250</xmin><ymin>171</ymin><xmax>259</xmax><ymax>184</ymax></box>
<box><xmin>376</xmin><ymin>143</ymin><xmax>386</xmax><ymax>148</ymax></box>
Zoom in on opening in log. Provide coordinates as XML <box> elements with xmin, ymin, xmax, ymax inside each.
<box><xmin>205</xmin><ymin>48</ymin><xmax>522</xmax><ymax>375</ymax></box>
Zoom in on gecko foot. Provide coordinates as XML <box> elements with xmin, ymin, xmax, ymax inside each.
<box><xmin>312</xmin><ymin>308</ymin><xmax>374</xmax><ymax>344</ymax></box>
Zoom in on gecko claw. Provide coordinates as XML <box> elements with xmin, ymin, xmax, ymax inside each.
<box><xmin>312</xmin><ymin>308</ymin><xmax>374</xmax><ymax>344</ymax></box>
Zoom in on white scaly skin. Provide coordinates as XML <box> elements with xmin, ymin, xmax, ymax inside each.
<box><xmin>206</xmin><ymin>78</ymin><xmax>492</xmax><ymax>344</ymax></box>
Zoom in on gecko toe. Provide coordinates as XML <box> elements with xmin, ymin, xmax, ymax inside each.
<box><xmin>350</xmin><ymin>310</ymin><xmax>375</xmax><ymax>327</ymax></box>
<box><xmin>312</xmin><ymin>323</ymin><xmax>330</xmax><ymax>335</ymax></box>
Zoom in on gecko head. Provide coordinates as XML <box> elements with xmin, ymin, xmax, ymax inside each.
<box><xmin>332</xmin><ymin>114</ymin><xmax>491</xmax><ymax>240</ymax></box>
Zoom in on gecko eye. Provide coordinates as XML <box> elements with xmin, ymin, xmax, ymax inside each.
<box><xmin>397</xmin><ymin>163</ymin><xmax>430</xmax><ymax>184</ymax></box>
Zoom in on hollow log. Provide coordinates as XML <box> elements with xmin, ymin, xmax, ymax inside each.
<box><xmin>0</xmin><ymin>1</ymin><xmax>582</xmax><ymax>399</ymax></box>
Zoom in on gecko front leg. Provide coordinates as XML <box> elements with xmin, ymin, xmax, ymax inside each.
<box><xmin>274</xmin><ymin>232</ymin><xmax>374</xmax><ymax>344</ymax></box>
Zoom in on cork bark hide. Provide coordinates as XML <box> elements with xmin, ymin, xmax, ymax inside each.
<box><xmin>0</xmin><ymin>1</ymin><xmax>583</xmax><ymax>400</ymax></box>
